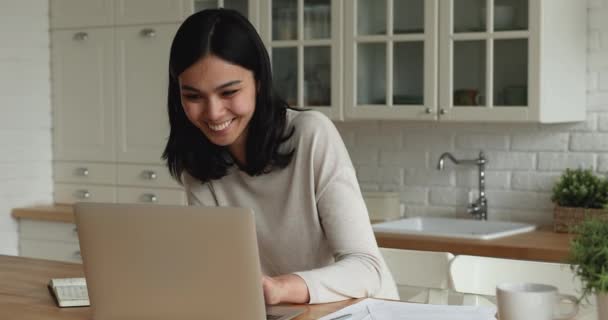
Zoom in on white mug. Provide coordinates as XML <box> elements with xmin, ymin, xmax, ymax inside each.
<box><xmin>496</xmin><ymin>282</ymin><xmax>578</xmax><ymax>320</ymax></box>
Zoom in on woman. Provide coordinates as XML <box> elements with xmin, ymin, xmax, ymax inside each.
<box><xmin>163</xmin><ymin>8</ymin><xmax>398</xmax><ymax>305</ymax></box>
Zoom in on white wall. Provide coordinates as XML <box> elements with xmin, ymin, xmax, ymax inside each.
<box><xmin>0</xmin><ymin>0</ymin><xmax>52</xmax><ymax>255</ymax></box>
<box><xmin>337</xmin><ymin>0</ymin><xmax>608</xmax><ymax>226</ymax></box>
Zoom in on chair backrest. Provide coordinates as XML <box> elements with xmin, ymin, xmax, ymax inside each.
<box><xmin>380</xmin><ymin>247</ymin><xmax>454</xmax><ymax>304</ymax></box>
<box><xmin>449</xmin><ymin>255</ymin><xmax>582</xmax><ymax>306</ymax></box>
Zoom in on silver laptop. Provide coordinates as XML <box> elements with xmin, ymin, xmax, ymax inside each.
<box><xmin>75</xmin><ymin>202</ymin><xmax>304</xmax><ymax>320</ymax></box>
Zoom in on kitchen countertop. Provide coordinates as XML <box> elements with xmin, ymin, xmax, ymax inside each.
<box><xmin>12</xmin><ymin>205</ymin><xmax>573</xmax><ymax>263</ymax></box>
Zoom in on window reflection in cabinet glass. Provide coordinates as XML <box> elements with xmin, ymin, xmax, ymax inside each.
<box><xmin>224</xmin><ymin>0</ymin><xmax>248</xmax><ymax>18</ymax></box>
<box><xmin>304</xmin><ymin>46</ymin><xmax>331</xmax><ymax>106</ymax></box>
<box><xmin>494</xmin><ymin>39</ymin><xmax>528</xmax><ymax>106</ymax></box>
<box><xmin>453</xmin><ymin>40</ymin><xmax>486</xmax><ymax>106</ymax></box>
<box><xmin>393</xmin><ymin>0</ymin><xmax>424</xmax><ymax>34</ymax></box>
<box><xmin>273</xmin><ymin>0</ymin><xmax>297</xmax><ymax>41</ymax></box>
<box><xmin>357</xmin><ymin>0</ymin><xmax>386</xmax><ymax>35</ymax></box>
<box><xmin>393</xmin><ymin>41</ymin><xmax>424</xmax><ymax>105</ymax></box>
<box><xmin>272</xmin><ymin>47</ymin><xmax>298</xmax><ymax>106</ymax></box>
<box><xmin>357</xmin><ymin>43</ymin><xmax>386</xmax><ymax>105</ymax></box>
<box><xmin>494</xmin><ymin>0</ymin><xmax>528</xmax><ymax>31</ymax></box>
<box><xmin>454</xmin><ymin>0</ymin><xmax>486</xmax><ymax>33</ymax></box>
<box><xmin>194</xmin><ymin>0</ymin><xmax>217</xmax><ymax>12</ymax></box>
<box><xmin>304</xmin><ymin>0</ymin><xmax>331</xmax><ymax>40</ymax></box>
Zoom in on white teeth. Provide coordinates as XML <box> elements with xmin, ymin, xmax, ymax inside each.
<box><xmin>208</xmin><ymin>119</ymin><xmax>232</xmax><ymax>131</ymax></box>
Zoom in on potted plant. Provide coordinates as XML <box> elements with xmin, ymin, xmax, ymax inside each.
<box><xmin>569</xmin><ymin>218</ymin><xmax>608</xmax><ymax>319</ymax></box>
<box><xmin>551</xmin><ymin>168</ymin><xmax>608</xmax><ymax>232</ymax></box>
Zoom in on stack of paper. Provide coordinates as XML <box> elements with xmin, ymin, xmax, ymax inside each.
<box><xmin>319</xmin><ymin>299</ymin><xmax>496</xmax><ymax>320</ymax></box>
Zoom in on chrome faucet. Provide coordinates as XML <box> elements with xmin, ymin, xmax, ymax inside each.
<box><xmin>437</xmin><ymin>151</ymin><xmax>488</xmax><ymax>220</ymax></box>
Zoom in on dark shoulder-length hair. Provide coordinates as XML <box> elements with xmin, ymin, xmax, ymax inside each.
<box><xmin>163</xmin><ymin>8</ymin><xmax>294</xmax><ymax>184</ymax></box>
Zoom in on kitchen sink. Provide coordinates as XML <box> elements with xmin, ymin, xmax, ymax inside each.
<box><xmin>372</xmin><ymin>217</ymin><xmax>536</xmax><ymax>240</ymax></box>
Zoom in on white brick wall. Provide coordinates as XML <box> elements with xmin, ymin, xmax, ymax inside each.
<box><xmin>340</xmin><ymin>0</ymin><xmax>608</xmax><ymax>225</ymax></box>
<box><xmin>0</xmin><ymin>0</ymin><xmax>52</xmax><ymax>255</ymax></box>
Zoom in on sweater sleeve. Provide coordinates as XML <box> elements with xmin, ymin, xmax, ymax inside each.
<box><xmin>292</xmin><ymin>112</ymin><xmax>387</xmax><ymax>303</ymax></box>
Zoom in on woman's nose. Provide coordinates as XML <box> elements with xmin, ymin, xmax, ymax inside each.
<box><xmin>205</xmin><ymin>97</ymin><xmax>225</xmax><ymax>120</ymax></box>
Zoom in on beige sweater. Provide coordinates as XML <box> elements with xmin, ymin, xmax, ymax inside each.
<box><xmin>183</xmin><ymin>110</ymin><xmax>399</xmax><ymax>303</ymax></box>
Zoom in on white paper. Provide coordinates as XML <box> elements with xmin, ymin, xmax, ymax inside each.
<box><xmin>318</xmin><ymin>299</ymin><xmax>497</xmax><ymax>320</ymax></box>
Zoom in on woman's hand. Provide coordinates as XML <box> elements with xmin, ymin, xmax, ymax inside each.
<box><xmin>261</xmin><ymin>274</ymin><xmax>310</xmax><ymax>305</ymax></box>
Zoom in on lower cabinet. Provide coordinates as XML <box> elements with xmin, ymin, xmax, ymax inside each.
<box><xmin>19</xmin><ymin>220</ymin><xmax>82</xmax><ymax>263</ymax></box>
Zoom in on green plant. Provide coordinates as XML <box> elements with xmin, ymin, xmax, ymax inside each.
<box><xmin>569</xmin><ymin>218</ymin><xmax>608</xmax><ymax>301</ymax></box>
<box><xmin>551</xmin><ymin>168</ymin><xmax>608</xmax><ymax>209</ymax></box>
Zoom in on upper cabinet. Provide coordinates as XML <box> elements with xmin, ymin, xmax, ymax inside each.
<box><xmin>344</xmin><ymin>0</ymin><xmax>437</xmax><ymax>121</ymax></box>
<box><xmin>114</xmin><ymin>0</ymin><xmax>186</xmax><ymax>25</ymax></box>
<box><xmin>188</xmin><ymin>0</ymin><xmax>257</xmax><ymax>28</ymax></box>
<box><xmin>259</xmin><ymin>0</ymin><xmax>343</xmax><ymax>120</ymax></box>
<box><xmin>436</xmin><ymin>0</ymin><xmax>586</xmax><ymax>123</ymax></box>
<box><xmin>302</xmin><ymin>0</ymin><xmax>584</xmax><ymax>122</ymax></box>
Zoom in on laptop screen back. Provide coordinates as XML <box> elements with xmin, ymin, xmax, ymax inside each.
<box><xmin>75</xmin><ymin>202</ymin><xmax>266</xmax><ymax>320</ymax></box>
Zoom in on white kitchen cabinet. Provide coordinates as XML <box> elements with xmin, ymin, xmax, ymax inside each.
<box><xmin>50</xmin><ymin>0</ymin><xmax>114</xmax><ymax>29</ymax></box>
<box><xmin>259</xmin><ymin>0</ymin><xmax>343</xmax><ymax>120</ymax></box>
<box><xmin>343</xmin><ymin>0</ymin><xmax>585</xmax><ymax>123</ymax></box>
<box><xmin>114</xmin><ymin>0</ymin><xmax>185</xmax><ymax>25</ymax></box>
<box><xmin>19</xmin><ymin>220</ymin><xmax>82</xmax><ymax>263</ymax></box>
<box><xmin>186</xmin><ymin>0</ymin><xmax>258</xmax><ymax>28</ymax></box>
<box><xmin>115</xmin><ymin>24</ymin><xmax>178</xmax><ymax>164</ymax></box>
<box><xmin>51</xmin><ymin>28</ymin><xmax>116</xmax><ymax>162</ymax></box>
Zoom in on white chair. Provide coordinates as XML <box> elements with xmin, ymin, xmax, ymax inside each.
<box><xmin>449</xmin><ymin>255</ymin><xmax>583</xmax><ymax>306</ymax></box>
<box><xmin>380</xmin><ymin>247</ymin><xmax>454</xmax><ymax>304</ymax></box>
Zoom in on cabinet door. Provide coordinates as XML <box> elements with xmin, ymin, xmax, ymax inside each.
<box><xmin>186</xmin><ymin>0</ymin><xmax>257</xmax><ymax>27</ymax></box>
<box><xmin>438</xmin><ymin>0</ymin><xmax>534</xmax><ymax>122</ymax></box>
<box><xmin>52</xmin><ymin>29</ymin><xmax>116</xmax><ymax>162</ymax></box>
<box><xmin>50</xmin><ymin>0</ymin><xmax>113</xmax><ymax>29</ymax></box>
<box><xmin>344</xmin><ymin>0</ymin><xmax>437</xmax><ymax>120</ymax></box>
<box><xmin>115</xmin><ymin>0</ymin><xmax>185</xmax><ymax>25</ymax></box>
<box><xmin>115</xmin><ymin>24</ymin><xmax>179</xmax><ymax>164</ymax></box>
<box><xmin>260</xmin><ymin>0</ymin><xmax>342</xmax><ymax>120</ymax></box>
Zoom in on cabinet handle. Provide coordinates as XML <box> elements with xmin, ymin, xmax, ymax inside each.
<box><xmin>73</xmin><ymin>32</ymin><xmax>88</xmax><ymax>41</ymax></box>
<box><xmin>142</xmin><ymin>170</ymin><xmax>157</xmax><ymax>180</ymax></box>
<box><xmin>73</xmin><ymin>251</ymin><xmax>81</xmax><ymax>258</ymax></box>
<box><xmin>439</xmin><ymin>108</ymin><xmax>447</xmax><ymax>115</ymax></box>
<box><xmin>77</xmin><ymin>190</ymin><xmax>91</xmax><ymax>199</ymax></box>
<box><xmin>425</xmin><ymin>108</ymin><xmax>433</xmax><ymax>114</ymax></box>
<box><xmin>73</xmin><ymin>227</ymin><xmax>78</xmax><ymax>233</ymax></box>
<box><xmin>76</xmin><ymin>167</ymin><xmax>89</xmax><ymax>177</ymax></box>
<box><xmin>140</xmin><ymin>28</ymin><xmax>156</xmax><ymax>38</ymax></box>
<box><xmin>143</xmin><ymin>193</ymin><xmax>158</xmax><ymax>203</ymax></box>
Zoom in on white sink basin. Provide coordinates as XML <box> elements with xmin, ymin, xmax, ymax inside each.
<box><xmin>372</xmin><ymin>217</ymin><xmax>536</xmax><ymax>240</ymax></box>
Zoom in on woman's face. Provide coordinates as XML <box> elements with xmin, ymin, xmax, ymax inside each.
<box><xmin>178</xmin><ymin>54</ymin><xmax>256</xmax><ymax>158</ymax></box>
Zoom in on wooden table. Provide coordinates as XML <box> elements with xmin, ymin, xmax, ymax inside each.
<box><xmin>0</xmin><ymin>255</ymin><xmax>597</xmax><ymax>320</ymax></box>
<box><xmin>0</xmin><ymin>255</ymin><xmax>354</xmax><ymax>320</ymax></box>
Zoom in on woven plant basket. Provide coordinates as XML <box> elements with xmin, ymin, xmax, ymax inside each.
<box><xmin>553</xmin><ymin>205</ymin><xmax>608</xmax><ymax>233</ymax></box>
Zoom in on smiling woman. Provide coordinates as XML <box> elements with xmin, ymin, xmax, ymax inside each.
<box><xmin>162</xmin><ymin>8</ymin><xmax>399</xmax><ymax>305</ymax></box>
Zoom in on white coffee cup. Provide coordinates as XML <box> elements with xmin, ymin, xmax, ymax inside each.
<box><xmin>496</xmin><ymin>283</ymin><xmax>578</xmax><ymax>320</ymax></box>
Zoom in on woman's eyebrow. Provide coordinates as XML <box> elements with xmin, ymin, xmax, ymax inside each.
<box><xmin>180</xmin><ymin>80</ymin><xmax>242</xmax><ymax>93</ymax></box>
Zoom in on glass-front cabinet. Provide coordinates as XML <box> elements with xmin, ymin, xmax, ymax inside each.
<box><xmin>344</xmin><ymin>0</ymin><xmax>437</xmax><ymax>120</ymax></box>
<box><xmin>188</xmin><ymin>0</ymin><xmax>256</xmax><ymax>27</ymax></box>
<box><xmin>342</xmin><ymin>0</ymin><xmax>585</xmax><ymax>122</ymax></box>
<box><xmin>438</xmin><ymin>0</ymin><xmax>534</xmax><ymax>122</ymax></box>
<box><xmin>260</xmin><ymin>0</ymin><xmax>342</xmax><ymax>120</ymax></box>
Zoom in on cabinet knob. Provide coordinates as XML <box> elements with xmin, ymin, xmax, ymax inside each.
<box><xmin>73</xmin><ymin>251</ymin><xmax>81</xmax><ymax>258</ymax></box>
<box><xmin>77</xmin><ymin>190</ymin><xmax>91</xmax><ymax>199</ymax></box>
<box><xmin>140</xmin><ymin>28</ymin><xmax>156</xmax><ymax>38</ymax></box>
<box><xmin>439</xmin><ymin>108</ymin><xmax>447</xmax><ymax>115</ymax></box>
<box><xmin>142</xmin><ymin>170</ymin><xmax>157</xmax><ymax>180</ymax></box>
<box><xmin>73</xmin><ymin>32</ymin><xmax>88</xmax><ymax>41</ymax></box>
<box><xmin>76</xmin><ymin>167</ymin><xmax>89</xmax><ymax>177</ymax></box>
<box><xmin>143</xmin><ymin>193</ymin><xmax>158</xmax><ymax>203</ymax></box>
<box><xmin>425</xmin><ymin>108</ymin><xmax>433</xmax><ymax>114</ymax></box>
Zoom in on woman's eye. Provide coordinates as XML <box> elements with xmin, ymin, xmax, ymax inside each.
<box><xmin>222</xmin><ymin>90</ymin><xmax>238</xmax><ymax>97</ymax></box>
